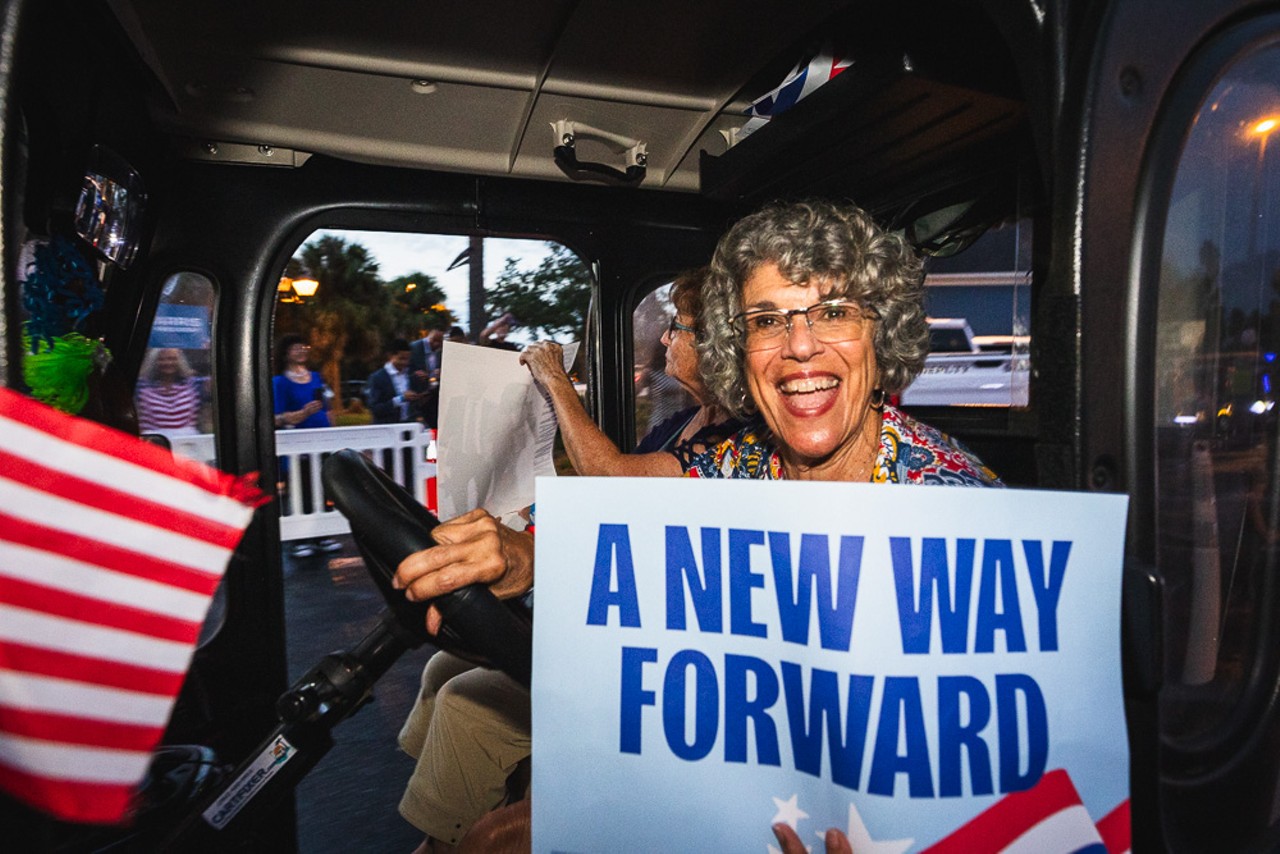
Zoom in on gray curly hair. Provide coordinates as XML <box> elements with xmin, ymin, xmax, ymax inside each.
<box><xmin>698</xmin><ymin>199</ymin><xmax>928</xmax><ymax>417</ymax></box>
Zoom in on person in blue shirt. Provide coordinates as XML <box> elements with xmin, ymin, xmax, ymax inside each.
<box><xmin>272</xmin><ymin>334</ymin><xmax>339</xmax><ymax>558</ymax></box>
<box><xmin>272</xmin><ymin>334</ymin><xmax>332</xmax><ymax>430</ymax></box>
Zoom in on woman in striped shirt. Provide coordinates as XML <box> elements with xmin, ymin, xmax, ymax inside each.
<box><xmin>135</xmin><ymin>348</ymin><xmax>208</xmax><ymax>438</ymax></box>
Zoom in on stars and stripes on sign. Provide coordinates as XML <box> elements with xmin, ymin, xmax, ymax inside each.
<box><xmin>921</xmin><ymin>769</ymin><xmax>1130</xmax><ymax>854</ymax></box>
<box><xmin>0</xmin><ymin>387</ymin><xmax>266</xmax><ymax>824</ymax></box>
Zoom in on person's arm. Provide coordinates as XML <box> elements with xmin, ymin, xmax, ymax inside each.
<box><xmin>272</xmin><ymin>376</ymin><xmax>323</xmax><ymax>428</ymax></box>
<box><xmin>520</xmin><ymin>341</ymin><xmax>681</xmax><ymax>477</ymax></box>
<box><xmin>394</xmin><ymin>508</ymin><xmax>535</xmax><ymax>634</ymax></box>
<box><xmin>479</xmin><ymin>312</ymin><xmax>517</xmax><ymax>345</ymax></box>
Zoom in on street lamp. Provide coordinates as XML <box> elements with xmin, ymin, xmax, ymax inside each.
<box><xmin>292</xmin><ymin>278</ymin><xmax>320</xmax><ymax>298</ymax></box>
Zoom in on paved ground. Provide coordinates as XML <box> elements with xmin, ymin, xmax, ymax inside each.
<box><xmin>282</xmin><ymin>537</ymin><xmax>436</xmax><ymax>853</ymax></box>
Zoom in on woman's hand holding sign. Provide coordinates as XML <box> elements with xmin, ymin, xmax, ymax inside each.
<box><xmin>774</xmin><ymin>823</ymin><xmax>853</xmax><ymax>854</ymax></box>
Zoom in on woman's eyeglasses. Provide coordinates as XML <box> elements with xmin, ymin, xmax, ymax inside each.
<box><xmin>666</xmin><ymin>317</ymin><xmax>696</xmax><ymax>337</ymax></box>
<box><xmin>731</xmin><ymin>300</ymin><xmax>875</xmax><ymax>351</ymax></box>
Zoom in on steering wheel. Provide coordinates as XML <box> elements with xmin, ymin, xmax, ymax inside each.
<box><xmin>321</xmin><ymin>449</ymin><xmax>532</xmax><ymax>687</ymax></box>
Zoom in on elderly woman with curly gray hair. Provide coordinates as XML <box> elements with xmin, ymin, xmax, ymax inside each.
<box><xmin>392</xmin><ymin>198</ymin><xmax>1000</xmax><ymax>854</ymax></box>
<box><xmin>687</xmin><ymin>198</ymin><xmax>1000</xmax><ymax>487</ymax></box>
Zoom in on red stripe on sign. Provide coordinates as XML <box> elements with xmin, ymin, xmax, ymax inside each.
<box><xmin>1097</xmin><ymin>799</ymin><xmax>1131</xmax><ymax>854</ymax></box>
<box><xmin>921</xmin><ymin>769</ymin><xmax>1081</xmax><ymax>853</ymax></box>
<box><xmin>0</xmin><ymin>707</ymin><xmax>162</xmax><ymax>751</ymax></box>
<box><xmin>0</xmin><ymin>577</ymin><xmax>201</xmax><ymax>644</ymax></box>
<box><xmin>0</xmin><ymin>510</ymin><xmax>221</xmax><ymax>595</ymax></box>
<box><xmin>0</xmin><ymin>762</ymin><xmax>135</xmax><ymax>824</ymax></box>
<box><xmin>0</xmin><ymin>641</ymin><xmax>186</xmax><ymax>695</ymax></box>
<box><xmin>0</xmin><ymin>448</ymin><xmax>246</xmax><ymax>549</ymax></box>
<box><xmin>0</xmin><ymin>388</ymin><xmax>240</xmax><ymax>498</ymax></box>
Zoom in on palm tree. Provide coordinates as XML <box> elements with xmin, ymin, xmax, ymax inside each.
<box><xmin>285</xmin><ymin>236</ymin><xmax>395</xmax><ymax>410</ymax></box>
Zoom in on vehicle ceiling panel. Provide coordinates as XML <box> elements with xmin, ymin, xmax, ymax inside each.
<box><xmin>108</xmin><ymin>0</ymin><xmax>853</xmax><ymax>191</ymax></box>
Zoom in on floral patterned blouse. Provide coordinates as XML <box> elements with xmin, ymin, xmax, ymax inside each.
<box><xmin>685</xmin><ymin>404</ymin><xmax>1002</xmax><ymax>487</ymax></box>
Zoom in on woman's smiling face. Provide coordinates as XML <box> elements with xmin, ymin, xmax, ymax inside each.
<box><xmin>740</xmin><ymin>261</ymin><xmax>880</xmax><ymax>475</ymax></box>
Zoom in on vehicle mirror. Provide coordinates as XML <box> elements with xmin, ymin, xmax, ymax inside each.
<box><xmin>73</xmin><ymin>144</ymin><xmax>147</xmax><ymax>269</ymax></box>
<box><xmin>906</xmin><ymin>199</ymin><xmax>993</xmax><ymax>257</ymax></box>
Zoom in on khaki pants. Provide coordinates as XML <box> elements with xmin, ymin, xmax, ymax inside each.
<box><xmin>397</xmin><ymin>651</ymin><xmax>531</xmax><ymax>844</ymax></box>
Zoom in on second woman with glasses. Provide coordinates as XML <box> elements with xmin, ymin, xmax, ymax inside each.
<box><xmin>518</xmin><ymin>266</ymin><xmax>740</xmax><ymax>477</ymax></box>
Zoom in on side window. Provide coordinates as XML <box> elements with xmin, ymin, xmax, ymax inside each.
<box><xmin>270</xmin><ymin>229</ymin><xmax>589</xmax><ymax>839</ymax></box>
<box><xmin>902</xmin><ymin>220</ymin><xmax>1032</xmax><ymax>407</ymax></box>
<box><xmin>134</xmin><ymin>271</ymin><xmax>215</xmax><ymax>463</ymax></box>
<box><xmin>1152</xmin><ymin>42</ymin><xmax>1280</xmax><ymax>764</ymax></box>
<box><xmin>632</xmin><ymin>281</ymin><xmax>696</xmax><ymax>447</ymax></box>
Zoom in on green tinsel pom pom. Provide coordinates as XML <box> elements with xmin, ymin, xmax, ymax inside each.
<box><xmin>22</xmin><ymin>330</ymin><xmax>101</xmax><ymax>414</ymax></box>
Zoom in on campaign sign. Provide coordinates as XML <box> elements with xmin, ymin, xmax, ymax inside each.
<box><xmin>147</xmin><ymin>303</ymin><xmax>211</xmax><ymax>350</ymax></box>
<box><xmin>531</xmin><ymin>478</ymin><xmax>1130</xmax><ymax>853</ymax></box>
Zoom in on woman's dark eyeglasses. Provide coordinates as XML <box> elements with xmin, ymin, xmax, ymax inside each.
<box><xmin>666</xmin><ymin>317</ymin><xmax>696</xmax><ymax>337</ymax></box>
<box><xmin>731</xmin><ymin>300</ymin><xmax>875</xmax><ymax>351</ymax></box>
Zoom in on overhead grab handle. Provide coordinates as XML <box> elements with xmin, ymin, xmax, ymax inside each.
<box><xmin>552</xmin><ymin>119</ymin><xmax>647</xmax><ymax>186</ymax></box>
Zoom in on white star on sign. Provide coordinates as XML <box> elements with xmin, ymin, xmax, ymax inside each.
<box><xmin>771</xmin><ymin>793</ymin><xmax>809</xmax><ymax>829</ymax></box>
<box><xmin>825</xmin><ymin>802</ymin><xmax>913</xmax><ymax>854</ymax></box>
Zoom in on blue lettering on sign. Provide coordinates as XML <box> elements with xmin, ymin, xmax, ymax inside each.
<box><xmin>769</xmin><ymin>533</ymin><xmax>863</xmax><ymax>651</ymax></box>
<box><xmin>890</xmin><ymin>538</ymin><xmax>1072</xmax><ymax>654</ymax></box>
<box><xmin>614</xmin><ymin>647</ymin><xmax>1049</xmax><ymax>798</ymax></box>
<box><xmin>1023</xmin><ymin>540</ymin><xmax>1071</xmax><ymax>651</ymax></box>
<box><xmin>868</xmin><ymin>677</ymin><xmax>934</xmax><ymax>797</ymax></box>
<box><xmin>662</xmin><ymin>650</ymin><xmax>719</xmax><ymax>760</ymax></box>
<box><xmin>619</xmin><ymin>646</ymin><xmax>657</xmax><ymax>754</ymax></box>
<box><xmin>937</xmin><ymin>675</ymin><xmax>994</xmax><ymax>797</ymax></box>
<box><xmin>724</xmin><ymin>654</ymin><xmax>781</xmax><ymax>766</ymax></box>
<box><xmin>728</xmin><ymin>528</ymin><xmax>768</xmax><ymax>638</ymax></box>
<box><xmin>781</xmin><ymin>661</ymin><xmax>873</xmax><ymax>790</ymax></box>
<box><xmin>891</xmin><ymin>537</ymin><xmax>975</xmax><ymax>654</ymax></box>
<box><xmin>975</xmin><ymin>539</ymin><xmax>1027</xmax><ymax>653</ymax></box>
<box><xmin>586</xmin><ymin>524</ymin><xmax>641</xmax><ymax>627</ymax></box>
<box><xmin>665</xmin><ymin>526</ymin><xmax>722</xmax><ymax>633</ymax></box>
<box><xmin>997</xmin><ymin>673</ymin><xmax>1049</xmax><ymax>791</ymax></box>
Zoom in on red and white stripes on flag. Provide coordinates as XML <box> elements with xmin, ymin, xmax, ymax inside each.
<box><xmin>921</xmin><ymin>769</ymin><xmax>1129</xmax><ymax>854</ymax></box>
<box><xmin>0</xmin><ymin>388</ymin><xmax>265</xmax><ymax>824</ymax></box>
<box><xmin>736</xmin><ymin>44</ymin><xmax>852</xmax><ymax>142</ymax></box>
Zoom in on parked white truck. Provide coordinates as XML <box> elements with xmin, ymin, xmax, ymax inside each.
<box><xmin>900</xmin><ymin>318</ymin><xmax>1030</xmax><ymax>407</ymax></box>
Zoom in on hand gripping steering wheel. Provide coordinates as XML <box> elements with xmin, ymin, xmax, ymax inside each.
<box><xmin>321</xmin><ymin>448</ymin><xmax>533</xmax><ymax>687</ymax></box>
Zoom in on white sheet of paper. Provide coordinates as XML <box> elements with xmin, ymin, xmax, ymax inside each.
<box><xmin>435</xmin><ymin>340</ymin><xmax>578</xmax><ymax>524</ymax></box>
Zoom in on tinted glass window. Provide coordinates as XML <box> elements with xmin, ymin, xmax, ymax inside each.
<box><xmin>632</xmin><ymin>281</ymin><xmax>695</xmax><ymax>446</ymax></box>
<box><xmin>270</xmin><ymin>230</ymin><xmax>589</xmax><ymax>846</ymax></box>
<box><xmin>1153</xmin><ymin>45</ymin><xmax>1280</xmax><ymax>747</ymax></box>
<box><xmin>134</xmin><ymin>272</ymin><xmax>215</xmax><ymax>463</ymax></box>
<box><xmin>902</xmin><ymin>220</ymin><xmax>1031</xmax><ymax>407</ymax></box>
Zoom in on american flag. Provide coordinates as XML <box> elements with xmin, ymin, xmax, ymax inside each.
<box><xmin>745</xmin><ymin>49</ymin><xmax>853</xmax><ymax>120</ymax></box>
<box><xmin>0</xmin><ymin>387</ymin><xmax>264</xmax><ymax>824</ymax></box>
<box><xmin>922</xmin><ymin>769</ymin><xmax>1129</xmax><ymax>854</ymax></box>
<box><xmin>733</xmin><ymin>45</ymin><xmax>853</xmax><ymax>144</ymax></box>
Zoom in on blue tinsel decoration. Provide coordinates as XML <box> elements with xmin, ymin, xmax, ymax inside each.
<box><xmin>21</xmin><ymin>235</ymin><xmax>104</xmax><ymax>352</ymax></box>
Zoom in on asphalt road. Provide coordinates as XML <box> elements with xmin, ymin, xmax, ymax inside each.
<box><xmin>283</xmin><ymin>537</ymin><xmax>436</xmax><ymax>853</ymax></box>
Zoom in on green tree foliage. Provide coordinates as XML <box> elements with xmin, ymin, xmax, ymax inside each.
<box><xmin>385</xmin><ymin>272</ymin><xmax>452</xmax><ymax>333</ymax></box>
<box><xmin>485</xmin><ymin>244</ymin><xmax>593</xmax><ymax>340</ymax></box>
<box><xmin>280</xmin><ymin>236</ymin><xmax>395</xmax><ymax>405</ymax></box>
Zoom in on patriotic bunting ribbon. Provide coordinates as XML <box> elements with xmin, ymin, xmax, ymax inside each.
<box><xmin>0</xmin><ymin>387</ymin><xmax>266</xmax><ymax>824</ymax></box>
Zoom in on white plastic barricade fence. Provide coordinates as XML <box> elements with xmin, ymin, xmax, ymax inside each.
<box><xmin>165</xmin><ymin>424</ymin><xmax>433</xmax><ymax>542</ymax></box>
